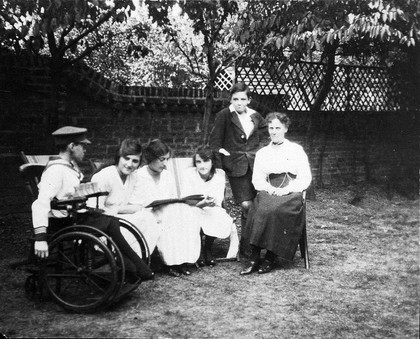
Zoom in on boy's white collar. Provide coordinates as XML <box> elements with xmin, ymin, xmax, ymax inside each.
<box><xmin>229</xmin><ymin>104</ymin><xmax>255</xmax><ymax>115</ymax></box>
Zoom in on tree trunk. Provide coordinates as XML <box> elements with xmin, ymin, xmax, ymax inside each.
<box><xmin>202</xmin><ymin>84</ymin><xmax>215</xmax><ymax>145</ymax></box>
<box><xmin>304</xmin><ymin>42</ymin><xmax>338</xmax><ymax>199</ymax></box>
<box><xmin>47</xmin><ymin>58</ymin><xmax>65</xmax><ymax>152</ymax></box>
<box><xmin>304</xmin><ymin>43</ymin><xmax>337</xmax><ymax>153</ymax></box>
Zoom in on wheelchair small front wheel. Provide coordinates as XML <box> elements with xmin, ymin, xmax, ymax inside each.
<box><xmin>42</xmin><ymin>231</ymin><xmax>120</xmax><ymax>313</ymax></box>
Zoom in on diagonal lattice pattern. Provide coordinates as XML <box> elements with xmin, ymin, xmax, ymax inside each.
<box><xmin>230</xmin><ymin>57</ymin><xmax>399</xmax><ymax>112</ymax></box>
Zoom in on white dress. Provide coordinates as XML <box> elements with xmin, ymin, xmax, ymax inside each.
<box><xmin>130</xmin><ymin>166</ymin><xmax>201</xmax><ymax>266</ymax></box>
<box><xmin>181</xmin><ymin>168</ymin><xmax>231</xmax><ymax>238</ymax></box>
<box><xmin>89</xmin><ymin>166</ymin><xmax>163</xmax><ymax>255</ymax></box>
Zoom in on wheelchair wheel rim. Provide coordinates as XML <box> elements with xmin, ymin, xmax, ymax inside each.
<box><xmin>42</xmin><ymin>231</ymin><xmax>121</xmax><ymax>313</ymax></box>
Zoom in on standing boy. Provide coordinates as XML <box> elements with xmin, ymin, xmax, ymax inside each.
<box><xmin>209</xmin><ymin>82</ymin><xmax>267</xmax><ymax>257</ymax></box>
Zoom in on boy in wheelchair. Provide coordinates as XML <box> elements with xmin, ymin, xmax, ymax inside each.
<box><xmin>32</xmin><ymin>126</ymin><xmax>154</xmax><ymax>283</ymax></box>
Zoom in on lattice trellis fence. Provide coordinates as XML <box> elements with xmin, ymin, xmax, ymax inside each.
<box><xmin>217</xmin><ymin>57</ymin><xmax>399</xmax><ymax>112</ymax></box>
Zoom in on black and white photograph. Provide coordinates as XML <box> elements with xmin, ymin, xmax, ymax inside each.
<box><xmin>0</xmin><ymin>0</ymin><xmax>418</xmax><ymax>338</ymax></box>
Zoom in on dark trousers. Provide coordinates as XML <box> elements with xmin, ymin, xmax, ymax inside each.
<box><xmin>51</xmin><ymin>213</ymin><xmax>153</xmax><ymax>279</ymax></box>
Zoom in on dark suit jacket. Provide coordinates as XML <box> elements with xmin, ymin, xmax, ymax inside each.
<box><xmin>209</xmin><ymin>107</ymin><xmax>268</xmax><ymax>177</ymax></box>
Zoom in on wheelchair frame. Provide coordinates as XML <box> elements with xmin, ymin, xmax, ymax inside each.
<box><xmin>16</xmin><ymin>161</ymin><xmax>151</xmax><ymax>313</ymax></box>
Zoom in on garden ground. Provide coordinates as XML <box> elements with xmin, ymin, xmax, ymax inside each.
<box><xmin>0</xmin><ymin>183</ymin><xmax>418</xmax><ymax>338</ymax></box>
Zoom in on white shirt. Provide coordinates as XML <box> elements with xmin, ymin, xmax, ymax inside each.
<box><xmin>181</xmin><ymin>168</ymin><xmax>226</xmax><ymax>207</ymax></box>
<box><xmin>229</xmin><ymin>104</ymin><xmax>255</xmax><ymax>139</ymax></box>
<box><xmin>32</xmin><ymin>159</ymin><xmax>83</xmax><ymax>228</ymax></box>
<box><xmin>89</xmin><ymin>165</ymin><xmax>138</xmax><ymax>216</ymax></box>
<box><xmin>252</xmin><ymin>139</ymin><xmax>312</xmax><ymax>194</ymax></box>
<box><xmin>130</xmin><ymin>166</ymin><xmax>178</xmax><ymax>207</ymax></box>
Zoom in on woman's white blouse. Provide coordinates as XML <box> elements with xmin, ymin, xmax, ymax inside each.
<box><xmin>129</xmin><ymin>166</ymin><xmax>178</xmax><ymax>206</ymax></box>
<box><xmin>252</xmin><ymin>139</ymin><xmax>312</xmax><ymax>193</ymax></box>
<box><xmin>90</xmin><ymin>165</ymin><xmax>138</xmax><ymax>216</ymax></box>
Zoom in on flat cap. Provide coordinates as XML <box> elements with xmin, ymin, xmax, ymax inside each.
<box><xmin>52</xmin><ymin>126</ymin><xmax>91</xmax><ymax>146</ymax></box>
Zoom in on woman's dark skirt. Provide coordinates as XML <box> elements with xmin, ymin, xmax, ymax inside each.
<box><xmin>243</xmin><ymin>191</ymin><xmax>305</xmax><ymax>261</ymax></box>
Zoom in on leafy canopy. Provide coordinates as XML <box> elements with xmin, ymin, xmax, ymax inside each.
<box><xmin>147</xmin><ymin>0</ymin><xmax>244</xmax><ymax>84</ymax></box>
<box><xmin>0</xmin><ymin>0</ymin><xmax>135</xmax><ymax>67</ymax></box>
<box><xmin>237</xmin><ymin>0</ymin><xmax>419</xmax><ymax>62</ymax></box>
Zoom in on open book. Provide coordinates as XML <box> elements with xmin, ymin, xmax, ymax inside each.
<box><xmin>145</xmin><ymin>194</ymin><xmax>205</xmax><ymax>208</ymax></box>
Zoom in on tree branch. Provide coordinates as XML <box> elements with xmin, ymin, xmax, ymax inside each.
<box><xmin>64</xmin><ymin>1</ymin><xmax>128</xmax><ymax>54</ymax></box>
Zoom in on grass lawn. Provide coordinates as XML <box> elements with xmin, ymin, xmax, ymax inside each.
<box><xmin>0</xmin><ymin>184</ymin><xmax>418</xmax><ymax>338</ymax></box>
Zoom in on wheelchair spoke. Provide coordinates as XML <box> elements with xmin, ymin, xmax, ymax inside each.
<box><xmin>43</xmin><ymin>231</ymin><xmax>120</xmax><ymax>312</ymax></box>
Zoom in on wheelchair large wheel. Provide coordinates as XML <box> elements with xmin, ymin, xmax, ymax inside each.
<box><xmin>42</xmin><ymin>231</ymin><xmax>121</xmax><ymax>313</ymax></box>
<box><xmin>50</xmin><ymin>225</ymin><xmax>127</xmax><ymax>289</ymax></box>
<box><xmin>119</xmin><ymin>218</ymin><xmax>151</xmax><ymax>266</ymax></box>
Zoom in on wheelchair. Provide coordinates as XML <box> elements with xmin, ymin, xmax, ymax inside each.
<box><xmin>15</xmin><ymin>163</ymin><xmax>151</xmax><ymax>313</ymax></box>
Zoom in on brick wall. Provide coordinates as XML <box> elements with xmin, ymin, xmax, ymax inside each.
<box><xmin>0</xmin><ymin>52</ymin><xmax>418</xmax><ymax>227</ymax></box>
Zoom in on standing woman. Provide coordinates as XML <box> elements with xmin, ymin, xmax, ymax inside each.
<box><xmin>89</xmin><ymin>137</ymin><xmax>163</xmax><ymax>257</ymax></box>
<box><xmin>130</xmin><ymin>139</ymin><xmax>202</xmax><ymax>277</ymax></box>
<box><xmin>182</xmin><ymin>146</ymin><xmax>239</xmax><ymax>266</ymax></box>
<box><xmin>240</xmin><ymin>112</ymin><xmax>312</xmax><ymax>275</ymax></box>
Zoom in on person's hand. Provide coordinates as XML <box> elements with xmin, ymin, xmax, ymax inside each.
<box><xmin>204</xmin><ymin>196</ymin><xmax>216</xmax><ymax>207</ymax></box>
<box><xmin>196</xmin><ymin>196</ymin><xmax>216</xmax><ymax>208</ymax></box>
<box><xmin>272</xmin><ymin>187</ymin><xmax>291</xmax><ymax>196</ymax></box>
<box><xmin>34</xmin><ymin>241</ymin><xmax>49</xmax><ymax>258</ymax></box>
<box><xmin>219</xmin><ymin>148</ymin><xmax>230</xmax><ymax>156</ymax></box>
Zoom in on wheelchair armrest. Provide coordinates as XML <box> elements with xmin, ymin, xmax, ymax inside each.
<box><xmin>51</xmin><ymin>197</ymin><xmax>88</xmax><ymax>210</ymax></box>
<box><xmin>85</xmin><ymin>191</ymin><xmax>109</xmax><ymax>199</ymax></box>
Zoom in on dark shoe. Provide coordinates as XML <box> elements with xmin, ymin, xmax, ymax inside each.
<box><xmin>197</xmin><ymin>258</ymin><xmax>205</xmax><ymax>267</ymax></box>
<box><xmin>258</xmin><ymin>260</ymin><xmax>273</xmax><ymax>274</ymax></box>
<box><xmin>179</xmin><ymin>265</ymin><xmax>191</xmax><ymax>276</ymax></box>
<box><xmin>125</xmin><ymin>271</ymin><xmax>141</xmax><ymax>284</ymax></box>
<box><xmin>168</xmin><ymin>267</ymin><xmax>181</xmax><ymax>277</ymax></box>
<box><xmin>240</xmin><ymin>261</ymin><xmax>259</xmax><ymax>275</ymax></box>
<box><xmin>205</xmin><ymin>258</ymin><xmax>216</xmax><ymax>267</ymax></box>
<box><xmin>142</xmin><ymin>272</ymin><xmax>155</xmax><ymax>281</ymax></box>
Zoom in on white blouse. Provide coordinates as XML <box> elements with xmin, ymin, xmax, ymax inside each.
<box><xmin>181</xmin><ymin>167</ymin><xmax>226</xmax><ymax>207</ymax></box>
<box><xmin>252</xmin><ymin>139</ymin><xmax>312</xmax><ymax>194</ymax></box>
<box><xmin>90</xmin><ymin>165</ymin><xmax>138</xmax><ymax>216</ymax></box>
<box><xmin>129</xmin><ymin>166</ymin><xmax>178</xmax><ymax>207</ymax></box>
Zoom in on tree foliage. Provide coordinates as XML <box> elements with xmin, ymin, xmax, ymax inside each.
<box><xmin>148</xmin><ymin>0</ymin><xmax>241</xmax><ymax>81</ymax></box>
<box><xmin>147</xmin><ymin>0</ymin><xmax>246</xmax><ymax>143</ymax></box>
<box><xmin>237</xmin><ymin>0</ymin><xmax>419</xmax><ymax>143</ymax></box>
<box><xmin>0</xmin><ymin>0</ymin><xmax>135</xmax><ymax>69</ymax></box>
<box><xmin>0</xmin><ymin>0</ymin><xmax>137</xmax><ymax>135</ymax></box>
<box><xmin>235</xmin><ymin>0</ymin><xmax>418</xmax><ymax>192</ymax></box>
<box><xmin>238</xmin><ymin>0</ymin><xmax>418</xmax><ymax>61</ymax></box>
<box><xmin>85</xmin><ymin>6</ymin><xmax>205</xmax><ymax>87</ymax></box>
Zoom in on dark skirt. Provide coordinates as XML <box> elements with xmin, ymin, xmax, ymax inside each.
<box><xmin>244</xmin><ymin>191</ymin><xmax>305</xmax><ymax>261</ymax></box>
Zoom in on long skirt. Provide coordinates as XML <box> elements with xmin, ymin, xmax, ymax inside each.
<box><xmin>244</xmin><ymin>191</ymin><xmax>305</xmax><ymax>262</ymax></box>
<box><xmin>153</xmin><ymin>203</ymin><xmax>201</xmax><ymax>266</ymax></box>
<box><xmin>191</xmin><ymin>206</ymin><xmax>231</xmax><ymax>238</ymax></box>
<box><xmin>118</xmin><ymin>209</ymin><xmax>164</xmax><ymax>257</ymax></box>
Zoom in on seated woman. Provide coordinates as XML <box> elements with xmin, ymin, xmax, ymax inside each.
<box><xmin>240</xmin><ymin>112</ymin><xmax>312</xmax><ymax>275</ymax></box>
<box><xmin>182</xmin><ymin>146</ymin><xmax>239</xmax><ymax>266</ymax></box>
<box><xmin>130</xmin><ymin>139</ymin><xmax>202</xmax><ymax>277</ymax></box>
<box><xmin>32</xmin><ymin>126</ymin><xmax>154</xmax><ymax>283</ymax></box>
<box><xmin>89</xmin><ymin>137</ymin><xmax>163</xmax><ymax>259</ymax></box>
